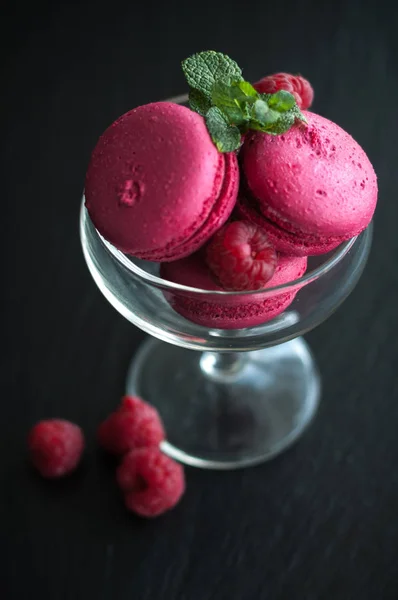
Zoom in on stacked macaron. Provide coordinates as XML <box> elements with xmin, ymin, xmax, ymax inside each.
<box><xmin>85</xmin><ymin>51</ymin><xmax>377</xmax><ymax>330</ymax></box>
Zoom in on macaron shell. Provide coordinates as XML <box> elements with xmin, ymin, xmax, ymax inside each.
<box><xmin>236</xmin><ymin>192</ymin><xmax>346</xmax><ymax>256</ymax></box>
<box><xmin>137</xmin><ymin>152</ymin><xmax>239</xmax><ymax>261</ymax></box>
<box><xmin>160</xmin><ymin>253</ymin><xmax>307</xmax><ymax>329</ymax></box>
<box><xmin>241</xmin><ymin>111</ymin><xmax>377</xmax><ymax>239</ymax></box>
<box><xmin>85</xmin><ymin>102</ymin><xmax>237</xmax><ymax>259</ymax></box>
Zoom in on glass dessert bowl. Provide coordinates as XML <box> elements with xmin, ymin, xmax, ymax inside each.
<box><xmin>80</xmin><ymin>203</ymin><xmax>372</xmax><ymax>469</ymax></box>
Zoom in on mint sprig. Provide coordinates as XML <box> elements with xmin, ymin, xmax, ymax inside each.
<box><xmin>181</xmin><ymin>51</ymin><xmax>307</xmax><ymax>152</ymax></box>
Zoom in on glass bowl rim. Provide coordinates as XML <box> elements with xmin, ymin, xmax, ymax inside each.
<box><xmin>80</xmin><ymin>203</ymin><xmax>360</xmax><ymax>297</ymax></box>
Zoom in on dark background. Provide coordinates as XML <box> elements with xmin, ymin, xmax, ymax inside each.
<box><xmin>2</xmin><ymin>0</ymin><xmax>398</xmax><ymax>598</ymax></box>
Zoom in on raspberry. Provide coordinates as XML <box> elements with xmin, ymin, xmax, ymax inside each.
<box><xmin>119</xmin><ymin>395</ymin><xmax>142</xmax><ymax>412</ymax></box>
<box><xmin>206</xmin><ymin>221</ymin><xmax>277</xmax><ymax>291</ymax></box>
<box><xmin>28</xmin><ymin>419</ymin><xmax>84</xmax><ymax>478</ymax></box>
<box><xmin>98</xmin><ymin>395</ymin><xmax>165</xmax><ymax>455</ymax></box>
<box><xmin>253</xmin><ymin>73</ymin><xmax>314</xmax><ymax>110</ymax></box>
<box><xmin>116</xmin><ymin>447</ymin><xmax>185</xmax><ymax>517</ymax></box>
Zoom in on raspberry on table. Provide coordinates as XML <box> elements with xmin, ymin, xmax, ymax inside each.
<box><xmin>116</xmin><ymin>447</ymin><xmax>185</xmax><ymax>517</ymax></box>
<box><xmin>28</xmin><ymin>419</ymin><xmax>84</xmax><ymax>478</ymax></box>
<box><xmin>253</xmin><ymin>73</ymin><xmax>314</xmax><ymax>110</ymax></box>
<box><xmin>206</xmin><ymin>220</ymin><xmax>278</xmax><ymax>291</ymax></box>
<box><xmin>98</xmin><ymin>395</ymin><xmax>165</xmax><ymax>455</ymax></box>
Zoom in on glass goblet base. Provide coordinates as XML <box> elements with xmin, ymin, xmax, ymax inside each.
<box><xmin>126</xmin><ymin>336</ymin><xmax>321</xmax><ymax>470</ymax></box>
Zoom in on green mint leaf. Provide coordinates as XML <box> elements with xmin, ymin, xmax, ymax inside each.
<box><xmin>255</xmin><ymin>110</ymin><xmax>297</xmax><ymax>135</ymax></box>
<box><xmin>211</xmin><ymin>79</ymin><xmax>260</xmax><ymax>126</ymax></box>
<box><xmin>246</xmin><ymin>101</ymin><xmax>280</xmax><ymax>131</ymax></box>
<box><xmin>249</xmin><ymin>103</ymin><xmax>306</xmax><ymax>135</ymax></box>
<box><xmin>205</xmin><ymin>107</ymin><xmax>241</xmax><ymax>152</ymax></box>
<box><xmin>241</xmin><ymin>102</ymin><xmax>252</xmax><ymax>121</ymax></box>
<box><xmin>182</xmin><ymin>51</ymin><xmax>243</xmax><ymax>99</ymax></box>
<box><xmin>291</xmin><ymin>104</ymin><xmax>307</xmax><ymax>123</ymax></box>
<box><xmin>211</xmin><ymin>79</ymin><xmax>237</xmax><ymax>109</ymax></box>
<box><xmin>236</xmin><ymin>80</ymin><xmax>258</xmax><ymax>98</ymax></box>
<box><xmin>259</xmin><ymin>92</ymin><xmax>271</xmax><ymax>105</ymax></box>
<box><xmin>252</xmin><ymin>99</ymin><xmax>269</xmax><ymax>123</ymax></box>
<box><xmin>219</xmin><ymin>105</ymin><xmax>247</xmax><ymax>126</ymax></box>
<box><xmin>263</xmin><ymin>112</ymin><xmax>296</xmax><ymax>135</ymax></box>
<box><xmin>211</xmin><ymin>79</ymin><xmax>247</xmax><ymax>125</ymax></box>
<box><xmin>229</xmin><ymin>81</ymin><xmax>259</xmax><ymax>107</ymax></box>
<box><xmin>188</xmin><ymin>89</ymin><xmax>211</xmax><ymax>116</ymax></box>
<box><xmin>267</xmin><ymin>90</ymin><xmax>296</xmax><ymax>112</ymax></box>
<box><xmin>257</xmin><ymin>92</ymin><xmax>307</xmax><ymax>132</ymax></box>
<box><xmin>246</xmin><ymin>112</ymin><xmax>280</xmax><ymax>132</ymax></box>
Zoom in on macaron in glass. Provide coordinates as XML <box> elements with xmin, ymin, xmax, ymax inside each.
<box><xmin>85</xmin><ymin>102</ymin><xmax>239</xmax><ymax>261</ymax></box>
<box><xmin>160</xmin><ymin>252</ymin><xmax>307</xmax><ymax>329</ymax></box>
<box><xmin>238</xmin><ymin>111</ymin><xmax>378</xmax><ymax>256</ymax></box>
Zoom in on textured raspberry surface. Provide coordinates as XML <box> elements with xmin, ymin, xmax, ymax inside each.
<box><xmin>98</xmin><ymin>395</ymin><xmax>165</xmax><ymax>455</ymax></box>
<box><xmin>116</xmin><ymin>447</ymin><xmax>185</xmax><ymax>517</ymax></box>
<box><xmin>206</xmin><ymin>220</ymin><xmax>277</xmax><ymax>290</ymax></box>
<box><xmin>253</xmin><ymin>73</ymin><xmax>314</xmax><ymax>110</ymax></box>
<box><xmin>28</xmin><ymin>419</ymin><xmax>84</xmax><ymax>478</ymax></box>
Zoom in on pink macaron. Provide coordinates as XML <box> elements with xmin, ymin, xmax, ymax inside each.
<box><xmin>85</xmin><ymin>102</ymin><xmax>239</xmax><ymax>261</ymax></box>
<box><xmin>160</xmin><ymin>252</ymin><xmax>307</xmax><ymax>329</ymax></box>
<box><xmin>237</xmin><ymin>111</ymin><xmax>377</xmax><ymax>256</ymax></box>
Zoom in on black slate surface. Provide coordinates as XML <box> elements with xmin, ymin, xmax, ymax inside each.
<box><xmin>2</xmin><ymin>1</ymin><xmax>398</xmax><ymax>598</ymax></box>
